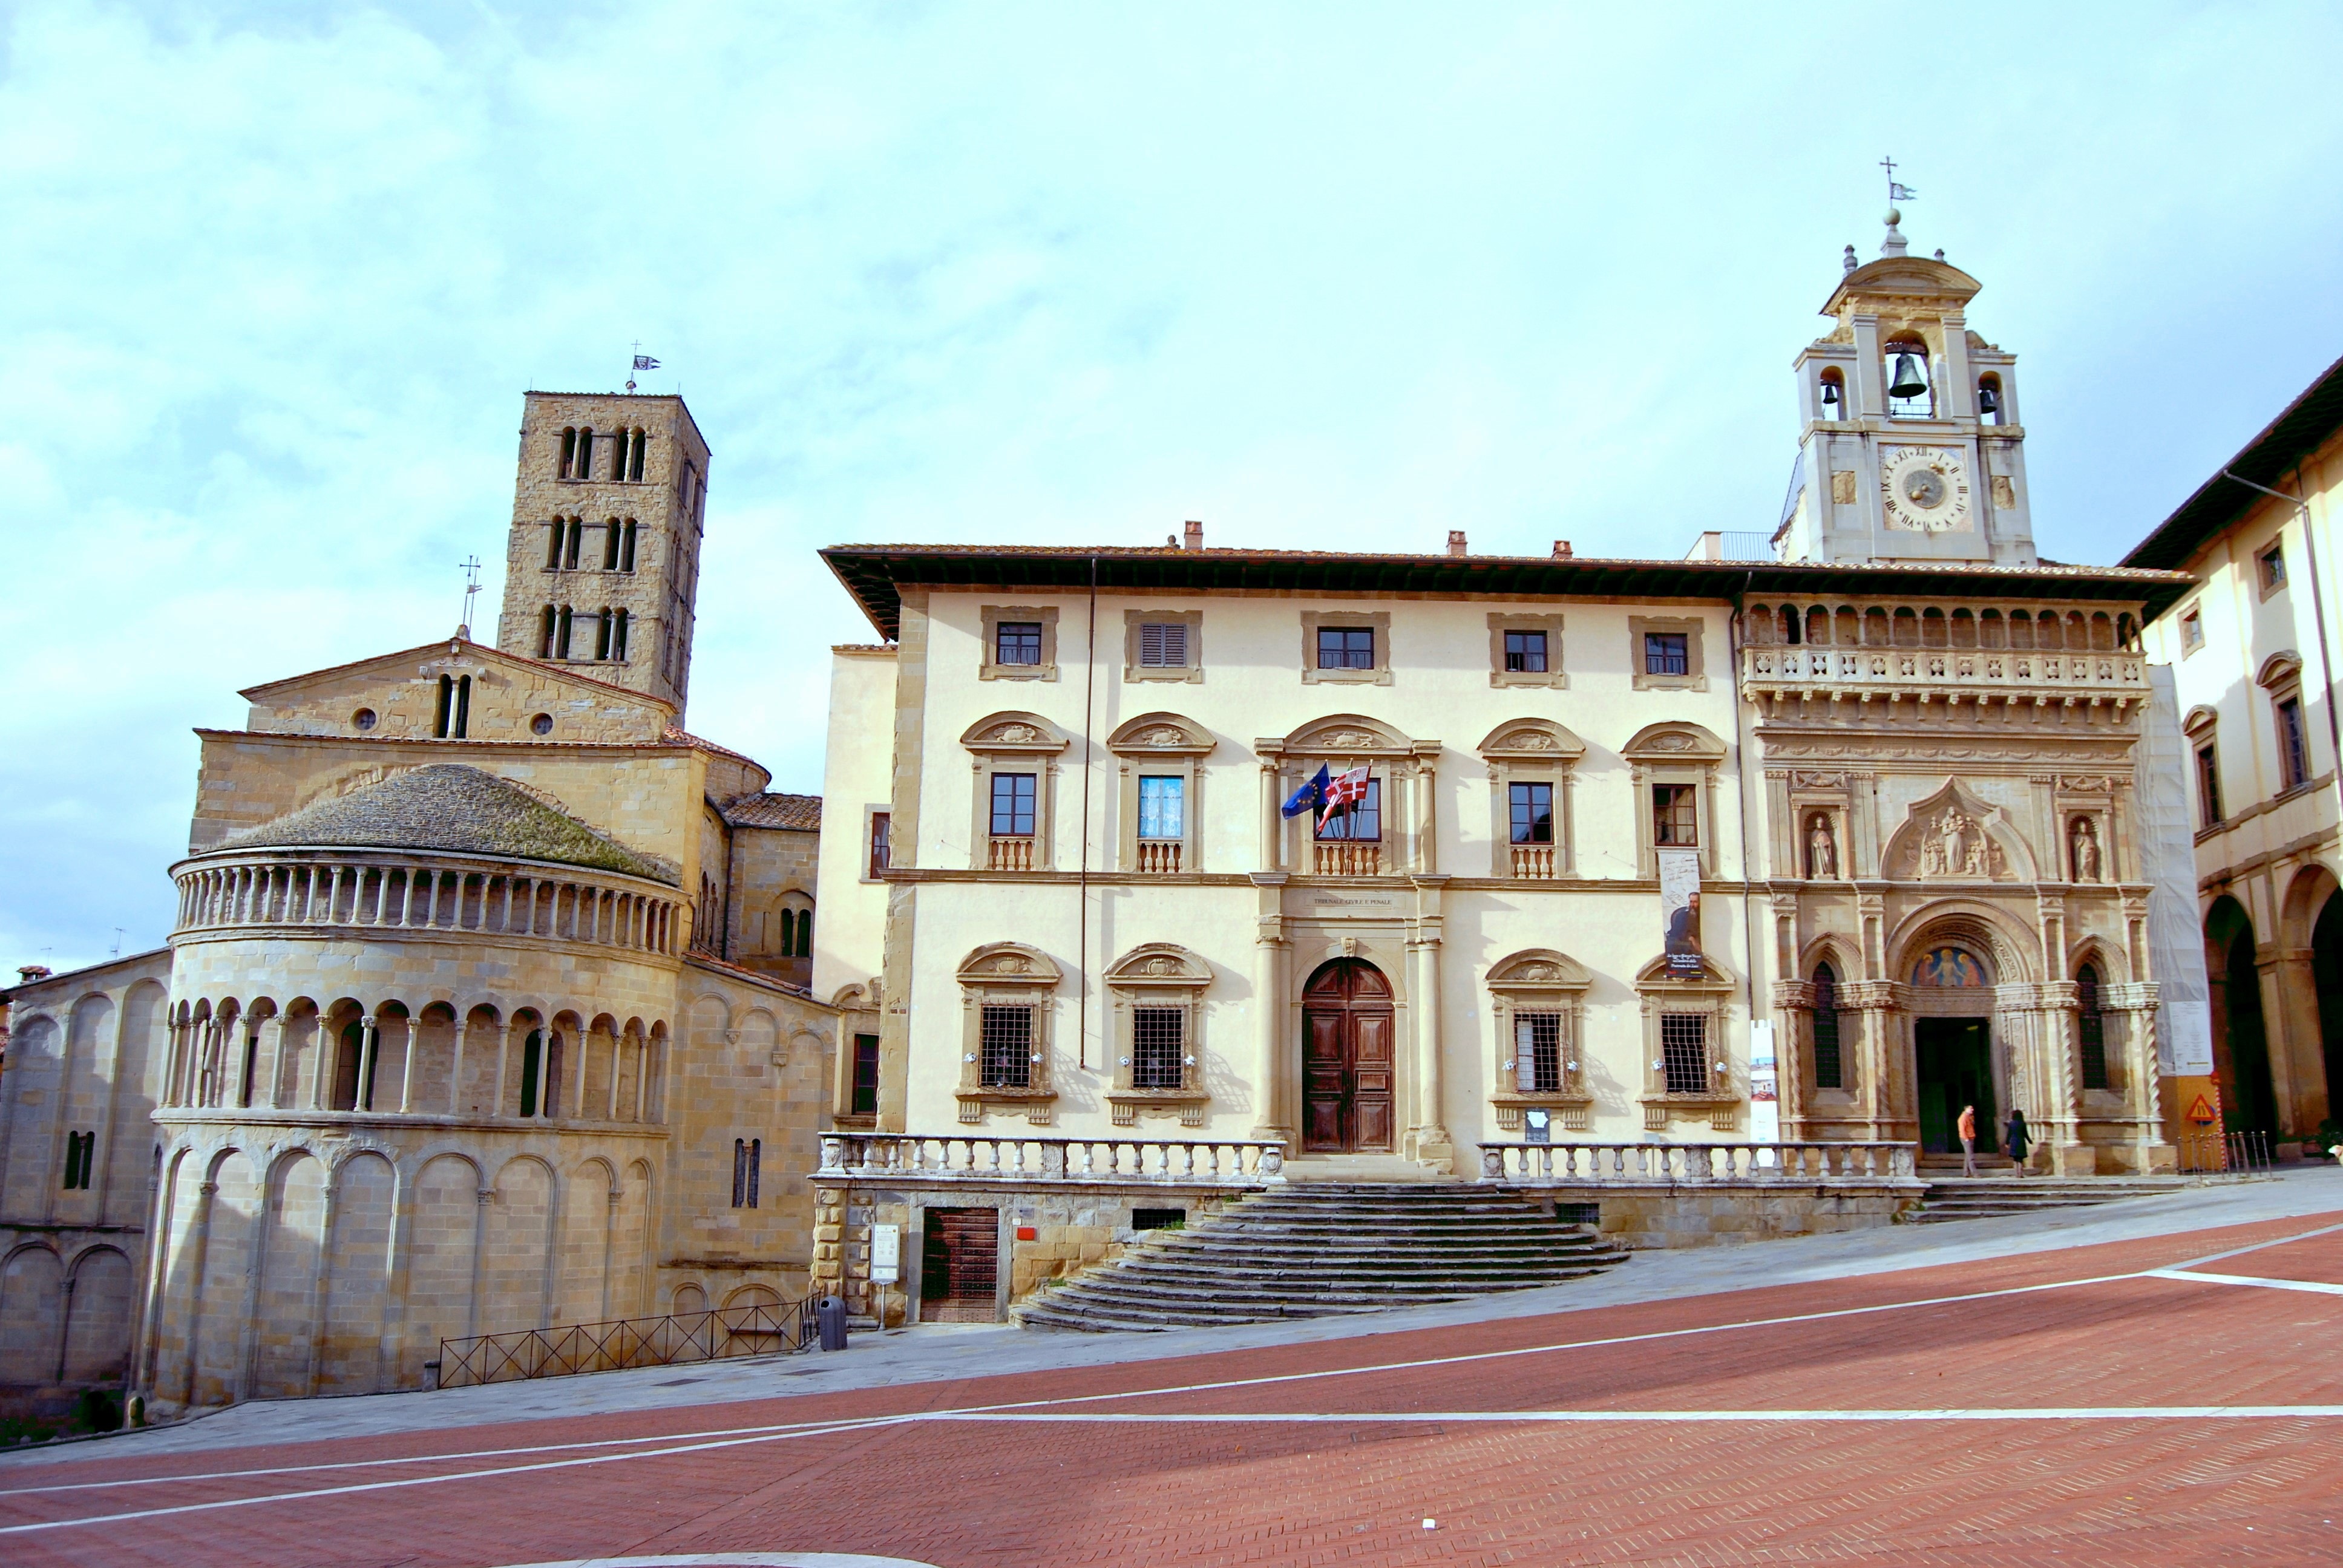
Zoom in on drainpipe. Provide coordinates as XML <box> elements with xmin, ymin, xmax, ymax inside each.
<box><xmin>1732</xmin><ymin>575</ymin><xmax>1769</xmax><ymax>1140</ymax></box>
<box><xmin>2222</xmin><ymin>469</ymin><xmax>2343</xmax><ymax>823</ymax></box>
<box><xmin>1077</xmin><ymin>555</ymin><xmax>1098</xmax><ymax>1069</ymax></box>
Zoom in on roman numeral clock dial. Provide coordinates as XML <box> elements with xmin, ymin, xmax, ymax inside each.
<box><xmin>1881</xmin><ymin>445</ymin><xmax>1971</xmax><ymax>532</ymax></box>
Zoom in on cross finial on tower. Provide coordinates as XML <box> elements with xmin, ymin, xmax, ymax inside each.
<box><xmin>457</xmin><ymin>555</ymin><xmax>482</xmax><ymax>639</ymax></box>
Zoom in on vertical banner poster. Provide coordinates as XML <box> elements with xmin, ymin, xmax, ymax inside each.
<box><xmin>1659</xmin><ymin>847</ymin><xmax>1703</xmax><ymax>975</ymax></box>
<box><xmin>1748</xmin><ymin>1020</ymin><xmax>1780</xmax><ymax>1152</ymax></box>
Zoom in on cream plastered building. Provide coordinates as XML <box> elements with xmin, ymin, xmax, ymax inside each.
<box><xmin>2125</xmin><ymin>351</ymin><xmax>2343</xmax><ymax>1152</ymax></box>
<box><xmin>0</xmin><ymin>392</ymin><xmax>835</xmax><ymax>1422</ymax></box>
<box><xmin>807</xmin><ymin>214</ymin><xmax>2200</xmax><ymax>1325</ymax></box>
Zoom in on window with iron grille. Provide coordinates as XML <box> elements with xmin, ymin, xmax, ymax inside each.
<box><xmin>980</xmin><ymin>1005</ymin><xmax>1034</xmax><ymax>1088</ymax></box>
<box><xmin>1509</xmin><ymin>782</ymin><xmax>1554</xmax><ymax>844</ymax></box>
<box><xmin>2077</xmin><ymin>965</ymin><xmax>2109</xmax><ymax>1091</ymax></box>
<box><xmin>1652</xmin><ymin>784</ymin><xmax>1698</xmax><ymax>846</ymax></box>
<box><xmin>1812</xmin><ymin>964</ymin><xmax>1843</xmax><ymax>1089</ymax></box>
<box><xmin>1138</xmin><ymin>621</ymin><xmax>1189</xmax><ymax>668</ymax></box>
<box><xmin>1317</xmin><ymin>626</ymin><xmax>1375</xmax><ymax>669</ymax></box>
<box><xmin>1504</xmin><ymin>629</ymin><xmax>1548</xmax><ymax>673</ymax></box>
<box><xmin>1132</xmin><ymin>1007</ymin><xmax>1185</xmax><ymax>1089</ymax></box>
<box><xmin>1644</xmin><ymin>632</ymin><xmax>1689</xmax><ymax>676</ymax></box>
<box><xmin>996</xmin><ymin>621</ymin><xmax>1043</xmax><ymax>665</ymax></box>
<box><xmin>990</xmin><ymin>773</ymin><xmax>1037</xmax><ymax>836</ymax></box>
<box><xmin>1137</xmin><ymin>776</ymin><xmax>1184</xmax><ymax>840</ymax></box>
<box><xmin>1314</xmin><ymin>779</ymin><xmax>1381</xmax><ymax>840</ymax></box>
<box><xmin>1515</xmin><ymin>1013</ymin><xmax>1563</xmax><ymax>1093</ymax></box>
<box><xmin>1660</xmin><ymin>1013</ymin><xmax>1708</xmax><ymax>1094</ymax></box>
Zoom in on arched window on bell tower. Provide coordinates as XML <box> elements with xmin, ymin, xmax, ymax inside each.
<box><xmin>1884</xmin><ymin>336</ymin><xmax>1933</xmax><ymax>418</ymax></box>
<box><xmin>1978</xmin><ymin>373</ymin><xmax>2004</xmax><ymax>426</ymax></box>
<box><xmin>1817</xmin><ymin>367</ymin><xmax>1846</xmax><ymax>423</ymax></box>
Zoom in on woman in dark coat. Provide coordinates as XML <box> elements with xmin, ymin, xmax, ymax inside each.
<box><xmin>2005</xmin><ymin>1108</ymin><xmax>2031</xmax><ymax>1175</ymax></box>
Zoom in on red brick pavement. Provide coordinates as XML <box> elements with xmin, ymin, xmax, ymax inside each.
<box><xmin>4</xmin><ymin>1214</ymin><xmax>2341</xmax><ymax>1567</ymax></box>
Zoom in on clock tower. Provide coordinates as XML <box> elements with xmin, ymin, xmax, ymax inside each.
<box><xmin>1772</xmin><ymin>209</ymin><xmax>2036</xmax><ymax>566</ymax></box>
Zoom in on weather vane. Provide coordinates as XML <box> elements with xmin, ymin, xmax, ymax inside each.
<box><xmin>626</xmin><ymin>341</ymin><xmax>660</xmax><ymax>393</ymax></box>
<box><xmin>1880</xmin><ymin>154</ymin><xmax>1916</xmax><ymax>204</ymax></box>
<box><xmin>457</xmin><ymin>555</ymin><xmax>482</xmax><ymax>638</ymax></box>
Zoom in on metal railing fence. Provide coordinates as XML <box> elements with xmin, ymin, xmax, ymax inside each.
<box><xmin>436</xmin><ymin>1295</ymin><xmax>819</xmax><ymax>1389</ymax></box>
<box><xmin>2177</xmin><ymin>1129</ymin><xmax>2273</xmax><ymax>1175</ymax></box>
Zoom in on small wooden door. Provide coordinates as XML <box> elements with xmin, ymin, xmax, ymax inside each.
<box><xmin>1302</xmin><ymin>959</ymin><xmax>1395</xmax><ymax>1152</ymax></box>
<box><xmin>920</xmin><ymin>1208</ymin><xmax>999</xmax><ymax>1315</ymax></box>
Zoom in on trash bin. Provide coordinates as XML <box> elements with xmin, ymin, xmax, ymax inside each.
<box><xmin>817</xmin><ymin>1295</ymin><xmax>849</xmax><ymax>1351</ymax></box>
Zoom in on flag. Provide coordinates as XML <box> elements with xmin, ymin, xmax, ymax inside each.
<box><xmin>1281</xmin><ymin>764</ymin><xmax>1332</xmax><ymax>818</ymax></box>
<box><xmin>633</xmin><ymin>354</ymin><xmax>661</xmax><ymax>371</ymax></box>
<box><xmin>1888</xmin><ymin>181</ymin><xmax>1916</xmax><ymax>201</ymax></box>
<box><xmin>1319</xmin><ymin>765</ymin><xmax>1371</xmax><ymax>822</ymax></box>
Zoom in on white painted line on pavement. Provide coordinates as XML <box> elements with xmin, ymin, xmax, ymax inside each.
<box><xmin>2145</xmin><ymin>1268</ymin><xmax>2343</xmax><ymax>1297</ymax></box>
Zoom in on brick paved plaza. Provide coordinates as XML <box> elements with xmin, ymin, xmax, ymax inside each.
<box><xmin>4</xmin><ymin>1179</ymin><xmax>2340</xmax><ymax>1567</ymax></box>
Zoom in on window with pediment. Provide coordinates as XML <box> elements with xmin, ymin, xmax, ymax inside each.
<box><xmin>1107</xmin><ymin>713</ymin><xmax>1214</xmax><ymax>874</ymax></box>
<box><xmin>961</xmin><ymin>713</ymin><xmax>1069</xmax><ymax>872</ymax></box>
<box><xmin>1478</xmin><ymin>720</ymin><xmax>1585</xmax><ymax>879</ymax></box>
<box><xmin>954</xmin><ymin>943</ymin><xmax>1060</xmax><ymax>1125</ymax></box>
<box><xmin>1103</xmin><ymin>943</ymin><xmax>1213</xmax><ymax>1128</ymax></box>
<box><xmin>1634</xmin><ymin>954</ymin><xmax>1738</xmax><ymax>1132</ymax></box>
<box><xmin>1485</xmin><ymin>949</ymin><xmax>1593</xmax><ymax>1131</ymax></box>
<box><xmin>1620</xmin><ymin>722</ymin><xmax>1728</xmax><ymax>879</ymax></box>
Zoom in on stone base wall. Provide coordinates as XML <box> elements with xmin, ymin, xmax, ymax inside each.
<box><xmin>1508</xmin><ymin>1183</ymin><xmax>1923</xmax><ymax>1248</ymax></box>
<box><xmin>814</xmin><ymin>1180</ymin><xmax>1251</xmax><ymax>1324</ymax></box>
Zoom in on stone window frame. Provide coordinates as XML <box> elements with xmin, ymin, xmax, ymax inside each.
<box><xmin>1300</xmin><ymin>609</ymin><xmax>1393</xmax><ymax>685</ymax></box>
<box><xmin>1633</xmin><ymin>955</ymin><xmax>1738</xmax><ymax>1132</ymax></box>
<box><xmin>1780</xmin><ymin>935</ymin><xmax>1865</xmax><ymax>1106</ymax></box>
<box><xmin>1477</xmin><ymin>719</ymin><xmax>1587</xmax><ymax>879</ymax></box>
<box><xmin>2258</xmin><ymin>651</ymin><xmax>2313</xmax><ymax>795</ymax></box>
<box><xmin>1629</xmin><ymin>614</ymin><xmax>1708</xmax><ymax>692</ymax></box>
<box><xmin>2182</xmin><ymin>704</ymin><xmax>2223</xmax><ymax>831</ymax></box>
<box><xmin>1107</xmin><ymin>713</ymin><xmax>1214</xmax><ymax>874</ymax></box>
<box><xmin>1622</xmin><ymin>722</ymin><xmax>1728</xmax><ymax>880</ymax></box>
<box><xmin>1487</xmin><ymin>612</ymin><xmax>1568</xmax><ymax>690</ymax></box>
<box><xmin>2256</xmin><ymin>539</ymin><xmax>2289</xmax><ymax>601</ymax></box>
<box><xmin>979</xmin><ymin>605</ymin><xmax>1060</xmax><ymax>682</ymax></box>
<box><xmin>1123</xmin><ymin>609</ymin><xmax>1204</xmax><ymax>685</ymax></box>
<box><xmin>960</xmin><ymin>712</ymin><xmax>1070</xmax><ymax>872</ymax></box>
<box><xmin>2177</xmin><ymin>600</ymin><xmax>2204</xmax><ymax>657</ymax></box>
<box><xmin>954</xmin><ymin>942</ymin><xmax>1061</xmax><ymax>1125</ymax></box>
<box><xmin>1484</xmin><ymin>948</ymin><xmax>1594</xmax><ymax>1131</ymax></box>
<box><xmin>1102</xmin><ymin>942</ymin><xmax>1213</xmax><ymax>1128</ymax></box>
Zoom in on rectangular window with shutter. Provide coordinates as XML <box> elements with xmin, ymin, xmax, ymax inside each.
<box><xmin>1138</xmin><ymin>776</ymin><xmax>1184</xmax><ymax>840</ymax></box>
<box><xmin>1138</xmin><ymin>621</ymin><xmax>1188</xmax><ymax>668</ymax></box>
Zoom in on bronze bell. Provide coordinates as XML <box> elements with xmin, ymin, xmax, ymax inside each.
<box><xmin>1978</xmin><ymin>384</ymin><xmax>2000</xmax><ymax>416</ymax></box>
<box><xmin>1887</xmin><ymin>350</ymin><xmax>1929</xmax><ymax>400</ymax></box>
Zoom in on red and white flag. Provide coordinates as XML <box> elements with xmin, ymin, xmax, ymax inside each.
<box><xmin>1319</xmin><ymin>765</ymin><xmax>1371</xmax><ymax>820</ymax></box>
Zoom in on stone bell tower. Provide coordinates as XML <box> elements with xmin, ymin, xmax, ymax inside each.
<box><xmin>494</xmin><ymin>390</ymin><xmax>713</xmax><ymax>716</ymax></box>
<box><xmin>1774</xmin><ymin>209</ymin><xmax>2036</xmax><ymax>567</ymax></box>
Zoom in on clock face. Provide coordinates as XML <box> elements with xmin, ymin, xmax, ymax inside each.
<box><xmin>1881</xmin><ymin>446</ymin><xmax>1971</xmax><ymax>532</ymax></box>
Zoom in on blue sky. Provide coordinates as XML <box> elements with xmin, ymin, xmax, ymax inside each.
<box><xmin>8</xmin><ymin>2</ymin><xmax>2343</xmax><ymax>974</ymax></box>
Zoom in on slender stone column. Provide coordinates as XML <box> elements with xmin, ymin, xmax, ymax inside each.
<box><xmin>1249</xmin><ymin>872</ymin><xmax>1291</xmax><ymax>1146</ymax></box>
<box><xmin>358</xmin><ymin>1016</ymin><xmax>381</xmax><ymax>1112</ymax></box>
<box><xmin>398</xmin><ymin>1012</ymin><xmax>419</xmax><ymax>1113</ymax></box>
<box><xmin>494</xmin><ymin>1021</ymin><xmax>513</xmax><ymax>1121</ymax></box>
<box><xmin>266</xmin><ymin>1013</ymin><xmax>292</xmax><ymax>1108</ymax></box>
<box><xmin>448</xmin><ymin>1010</ymin><xmax>470</xmax><ymax>1116</ymax></box>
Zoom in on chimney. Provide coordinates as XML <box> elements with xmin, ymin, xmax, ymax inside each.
<box><xmin>16</xmin><ymin>965</ymin><xmax>52</xmax><ymax>985</ymax></box>
<box><xmin>1447</xmin><ymin>530</ymin><xmax>1468</xmax><ymax>557</ymax></box>
<box><xmin>1552</xmin><ymin>540</ymin><xmax>1573</xmax><ymax>559</ymax></box>
<box><xmin>1182</xmin><ymin>520</ymin><xmax>1204</xmax><ymax>552</ymax></box>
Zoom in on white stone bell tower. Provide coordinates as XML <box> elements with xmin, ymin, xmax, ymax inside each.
<box><xmin>1774</xmin><ymin>209</ymin><xmax>2036</xmax><ymax>566</ymax></box>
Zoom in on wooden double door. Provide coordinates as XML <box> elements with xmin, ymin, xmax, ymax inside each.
<box><xmin>1303</xmin><ymin>959</ymin><xmax>1395</xmax><ymax>1152</ymax></box>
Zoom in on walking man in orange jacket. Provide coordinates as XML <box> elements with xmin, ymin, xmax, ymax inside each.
<box><xmin>1958</xmin><ymin>1103</ymin><xmax>1979</xmax><ymax>1177</ymax></box>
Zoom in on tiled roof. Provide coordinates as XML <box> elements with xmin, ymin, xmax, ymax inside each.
<box><xmin>820</xmin><ymin>544</ymin><xmax>2195</xmax><ymax>642</ymax></box>
<box><xmin>217</xmin><ymin>763</ymin><xmax>678</xmax><ymax>884</ymax></box>
<box><xmin>723</xmin><ymin>791</ymin><xmax>822</xmax><ymax>831</ymax></box>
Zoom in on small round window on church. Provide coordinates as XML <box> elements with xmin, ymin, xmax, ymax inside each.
<box><xmin>531</xmin><ymin>712</ymin><xmax>554</xmax><ymax>736</ymax></box>
<box><xmin>352</xmin><ymin>708</ymin><xmax>376</xmax><ymax>731</ymax></box>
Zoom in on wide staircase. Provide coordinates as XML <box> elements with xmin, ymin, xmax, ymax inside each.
<box><xmin>1016</xmin><ymin>1183</ymin><xmax>1628</xmax><ymax>1333</ymax></box>
<box><xmin>1909</xmin><ymin>1166</ymin><xmax>2186</xmax><ymax>1224</ymax></box>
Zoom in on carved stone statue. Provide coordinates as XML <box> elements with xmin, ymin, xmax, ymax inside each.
<box><xmin>2071</xmin><ymin>817</ymin><xmax>2101</xmax><ymax>883</ymax></box>
<box><xmin>1938</xmin><ymin>811</ymin><xmax>1968</xmax><ymax>873</ymax></box>
<box><xmin>1806</xmin><ymin>815</ymin><xmax>1837</xmax><ymax>879</ymax></box>
<box><xmin>1920</xmin><ymin>837</ymin><xmax>1944</xmax><ymax>877</ymax></box>
<box><xmin>1964</xmin><ymin>837</ymin><xmax>1985</xmax><ymax>876</ymax></box>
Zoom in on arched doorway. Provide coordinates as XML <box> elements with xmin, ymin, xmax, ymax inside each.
<box><xmin>1907</xmin><ymin>942</ymin><xmax>1997</xmax><ymax>1155</ymax></box>
<box><xmin>2207</xmin><ymin>896</ymin><xmax>2278</xmax><ymax>1136</ymax></box>
<box><xmin>1302</xmin><ymin>959</ymin><xmax>1394</xmax><ymax>1152</ymax></box>
<box><xmin>2316</xmin><ymin>895</ymin><xmax>2343</xmax><ymax>1128</ymax></box>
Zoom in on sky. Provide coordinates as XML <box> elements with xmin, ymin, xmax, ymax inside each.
<box><xmin>7</xmin><ymin>1</ymin><xmax>2343</xmax><ymax>975</ymax></box>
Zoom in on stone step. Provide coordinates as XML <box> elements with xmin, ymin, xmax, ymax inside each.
<box><xmin>1017</xmin><ymin>1181</ymin><xmax>1628</xmax><ymax>1333</ymax></box>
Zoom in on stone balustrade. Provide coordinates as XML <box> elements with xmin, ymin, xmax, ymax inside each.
<box><xmin>818</xmin><ymin>1131</ymin><xmax>1286</xmax><ymax>1184</ymax></box>
<box><xmin>172</xmin><ymin>850</ymin><xmax>683</xmax><ymax>957</ymax></box>
<box><xmin>1480</xmin><ymin>1140</ymin><xmax>1916</xmax><ymax>1184</ymax></box>
<box><xmin>1741</xmin><ymin>643</ymin><xmax>2144</xmax><ymax>701</ymax></box>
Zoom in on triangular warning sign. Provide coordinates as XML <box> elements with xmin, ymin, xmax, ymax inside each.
<box><xmin>2186</xmin><ymin>1094</ymin><xmax>2217</xmax><ymax>1124</ymax></box>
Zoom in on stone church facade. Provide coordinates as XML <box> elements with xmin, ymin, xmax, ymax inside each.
<box><xmin>1</xmin><ymin>394</ymin><xmax>834</xmax><ymax>1421</ymax></box>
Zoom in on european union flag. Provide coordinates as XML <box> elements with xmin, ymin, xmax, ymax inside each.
<box><xmin>1281</xmin><ymin>763</ymin><xmax>1332</xmax><ymax>818</ymax></box>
